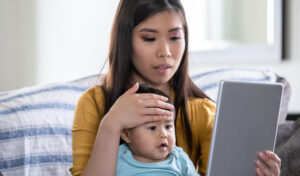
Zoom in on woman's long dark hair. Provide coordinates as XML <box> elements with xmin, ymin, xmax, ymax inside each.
<box><xmin>102</xmin><ymin>0</ymin><xmax>209</xmax><ymax>152</ymax></box>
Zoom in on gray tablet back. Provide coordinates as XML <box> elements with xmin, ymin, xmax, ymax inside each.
<box><xmin>206</xmin><ymin>81</ymin><xmax>283</xmax><ymax>176</ymax></box>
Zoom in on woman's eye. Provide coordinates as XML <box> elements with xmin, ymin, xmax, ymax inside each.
<box><xmin>170</xmin><ymin>36</ymin><xmax>181</xmax><ymax>41</ymax></box>
<box><xmin>148</xmin><ymin>126</ymin><xmax>156</xmax><ymax>131</ymax></box>
<box><xmin>142</xmin><ymin>37</ymin><xmax>156</xmax><ymax>42</ymax></box>
<box><xmin>165</xmin><ymin>125</ymin><xmax>173</xmax><ymax>129</ymax></box>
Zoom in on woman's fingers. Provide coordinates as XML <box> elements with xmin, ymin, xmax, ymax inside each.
<box><xmin>137</xmin><ymin>92</ymin><xmax>169</xmax><ymax>102</ymax></box>
<box><xmin>141</xmin><ymin>115</ymin><xmax>173</xmax><ymax>124</ymax></box>
<box><xmin>124</xmin><ymin>82</ymin><xmax>139</xmax><ymax>95</ymax></box>
<box><xmin>142</xmin><ymin>107</ymin><xmax>173</xmax><ymax>116</ymax></box>
<box><xmin>259</xmin><ymin>152</ymin><xmax>275</xmax><ymax>168</ymax></box>
<box><xmin>108</xmin><ymin>86</ymin><xmax>174</xmax><ymax>129</ymax></box>
<box><xmin>142</xmin><ymin>99</ymin><xmax>174</xmax><ymax>111</ymax></box>
<box><xmin>265</xmin><ymin>151</ymin><xmax>281</xmax><ymax>166</ymax></box>
<box><xmin>255</xmin><ymin>151</ymin><xmax>281</xmax><ymax>176</ymax></box>
<box><xmin>256</xmin><ymin>167</ymin><xmax>265</xmax><ymax>176</ymax></box>
<box><xmin>255</xmin><ymin>160</ymin><xmax>274</xmax><ymax>176</ymax></box>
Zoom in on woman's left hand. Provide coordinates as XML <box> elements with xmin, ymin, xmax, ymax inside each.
<box><xmin>255</xmin><ymin>150</ymin><xmax>281</xmax><ymax>176</ymax></box>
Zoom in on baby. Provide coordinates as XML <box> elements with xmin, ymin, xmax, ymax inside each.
<box><xmin>117</xmin><ymin>85</ymin><xmax>200</xmax><ymax>176</ymax></box>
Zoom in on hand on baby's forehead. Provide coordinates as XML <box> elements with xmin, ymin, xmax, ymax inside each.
<box><xmin>146</xmin><ymin>117</ymin><xmax>175</xmax><ymax>125</ymax></box>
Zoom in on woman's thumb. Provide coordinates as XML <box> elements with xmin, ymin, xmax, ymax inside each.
<box><xmin>126</xmin><ymin>82</ymin><xmax>139</xmax><ymax>95</ymax></box>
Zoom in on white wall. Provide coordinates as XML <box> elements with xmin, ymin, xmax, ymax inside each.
<box><xmin>35</xmin><ymin>0</ymin><xmax>118</xmax><ymax>84</ymax></box>
<box><xmin>188</xmin><ymin>0</ymin><xmax>300</xmax><ymax>113</ymax></box>
<box><xmin>0</xmin><ymin>0</ymin><xmax>299</xmax><ymax>113</ymax></box>
<box><xmin>272</xmin><ymin>0</ymin><xmax>300</xmax><ymax>113</ymax></box>
<box><xmin>0</xmin><ymin>0</ymin><xmax>37</xmax><ymax>90</ymax></box>
<box><xmin>0</xmin><ymin>0</ymin><xmax>118</xmax><ymax>90</ymax></box>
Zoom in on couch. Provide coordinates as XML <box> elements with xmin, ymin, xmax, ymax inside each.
<box><xmin>0</xmin><ymin>68</ymin><xmax>297</xmax><ymax>176</ymax></box>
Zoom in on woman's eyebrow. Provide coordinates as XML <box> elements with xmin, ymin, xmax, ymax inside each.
<box><xmin>138</xmin><ymin>28</ymin><xmax>158</xmax><ymax>33</ymax></box>
<box><xmin>168</xmin><ymin>27</ymin><xmax>183</xmax><ymax>33</ymax></box>
<box><xmin>138</xmin><ymin>27</ymin><xmax>183</xmax><ymax>33</ymax></box>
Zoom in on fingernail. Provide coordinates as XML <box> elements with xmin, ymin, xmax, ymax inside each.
<box><xmin>162</xmin><ymin>97</ymin><xmax>168</xmax><ymax>101</ymax></box>
<box><xmin>257</xmin><ymin>161</ymin><xmax>262</xmax><ymax>166</ymax></box>
<box><xmin>170</xmin><ymin>104</ymin><xmax>174</xmax><ymax>109</ymax></box>
<box><xmin>166</xmin><ymin>115</ymin><xmax>173</xmax><ymax>120</ymax></box>
<box><xmin>256</xmin><ymin>168</ymin><xmax>261</xmax><ymax>172</ymax></box>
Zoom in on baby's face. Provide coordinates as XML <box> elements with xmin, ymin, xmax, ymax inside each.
<box><xmin>125</xmin><ymin>119</ymin><xmax>175</xmax><ymax>163</ymax></box>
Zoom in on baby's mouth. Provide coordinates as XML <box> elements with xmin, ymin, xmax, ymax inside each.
<box><xmin>157</xmin><ymin>142</ymin><xmax>168</xmax><ymax>151</ymax></box>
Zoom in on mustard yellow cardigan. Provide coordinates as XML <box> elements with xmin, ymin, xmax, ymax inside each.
<box><xmin>70</xmin><ymin>86</ymin><xmax>215</xmax><ymax>176</ymax></box>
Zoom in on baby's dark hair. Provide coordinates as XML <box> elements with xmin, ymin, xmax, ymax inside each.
<box><xmin>136</xmin><ymin>84</ymin><xmax>173</xmax><ymax>105</ymax></box>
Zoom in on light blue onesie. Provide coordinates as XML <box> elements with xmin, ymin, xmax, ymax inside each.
<box><xmin>116</xmin><ymin>144</ymin><xmax>200</xmax><ymax>176</ymax></box>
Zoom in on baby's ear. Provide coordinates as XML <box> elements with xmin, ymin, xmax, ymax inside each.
<box><xmin>120</xmin><ymin>129</ymin><xmax>130</xmax><ymax>143</ymax></box>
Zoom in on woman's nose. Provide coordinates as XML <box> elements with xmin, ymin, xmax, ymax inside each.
<box><xmin>157</xmin><ymin>41</ymin><xmax>171</xmax><ymax>59</ymax></box>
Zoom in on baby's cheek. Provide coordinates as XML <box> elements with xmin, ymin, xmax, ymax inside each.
<box><xmin>169</xmin><ymin>133</ymin><xmax>176</xmax><ymax>146</ymax></box>
<box><xmin>171</xmin><ymin>131</ymin><xmax>176</xmax><ymax>141</ymax></box>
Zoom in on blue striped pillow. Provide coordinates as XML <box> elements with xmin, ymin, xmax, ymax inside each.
<box><xmin>0</xmin><ymin>68</ymin><xmax>277</xmax><ymax>175</ymax></box>
<box><xmin>191</xmin><ymin>68</ymin><xmax>277</xmax><ymax>101</ymax></box>
<box><xmin>0</xmin><ymin>75</ymin><xmax>99</xmax><ymax>176</ymax></box>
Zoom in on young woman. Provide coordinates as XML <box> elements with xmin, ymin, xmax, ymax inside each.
<box><xmin>70</xmin><ymin>0</ymin><xmax>281</xmax><ymax>175</ymax></box>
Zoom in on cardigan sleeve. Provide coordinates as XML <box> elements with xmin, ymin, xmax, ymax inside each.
<box><xmin>189</xmin><ymin>98</ymin><xmax>216</xmax><ymax>176</ymax></box>
<box><xmin>70</xmin><ymin>86</ymin><xmax>105</xmax><ymax>176</ymax></box>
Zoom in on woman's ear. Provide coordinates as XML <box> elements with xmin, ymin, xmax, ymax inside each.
<box><xmin>120</xmin><ymin>129</ymin><xmax>131</xmax><ymax>143</ymax></box>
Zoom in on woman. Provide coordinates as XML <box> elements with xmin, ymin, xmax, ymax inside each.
<box><xmin>70</xmin><ymin>0</ymin><xmax>281</xmax><ymax>175</ymax></box>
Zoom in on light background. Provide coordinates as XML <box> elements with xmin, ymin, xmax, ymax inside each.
<box><xmin>0</xmin><ymin>0</ymin><xmax>299</xmax><ymax>113</ymax></box>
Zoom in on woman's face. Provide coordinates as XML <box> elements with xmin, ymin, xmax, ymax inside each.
<box><xmin>131</xmin><ymin>10</ymin><xmax>186</xmax><ymax>92</ymax></box>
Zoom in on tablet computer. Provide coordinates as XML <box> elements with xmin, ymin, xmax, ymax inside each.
<box><xmin>206</xmin><ymin>81</ymin><xmax>283</xmax><ymax>176</ymax></box>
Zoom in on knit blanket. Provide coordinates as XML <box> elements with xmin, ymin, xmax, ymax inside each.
<box><xmin>275</xmin><ymin>119</ymin><xmax>300</xmax><ymax>176</ymax></box>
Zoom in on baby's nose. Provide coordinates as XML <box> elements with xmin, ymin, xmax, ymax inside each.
<box><xmin>159</xmin><ymin>128</ymin><xmax>168</xmax><ymax>138</ymax></box>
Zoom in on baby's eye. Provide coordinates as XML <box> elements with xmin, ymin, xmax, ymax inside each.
<box><xmin>170</xmin><ymin>36</ymin><xmax>181</xmax><ymax>41</ymax></box>
<box><xmin>148</xmin><ymin>126</ymin><xmax>156</xmax><ymax>131</ymax></box>
<box><xmin>165</xmin><ymin>124</ymin><xmax>173</xmax><ymax>129</ymax></box>
<box><xmin>142</xmin><ymin>37</ymin><xmax>156</xmax><ymax>42</ymax></box>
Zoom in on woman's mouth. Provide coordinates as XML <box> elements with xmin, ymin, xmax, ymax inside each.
<box><xmin>154</xmin><ymin>64</ymin><xmax>171</xmax><ymax>74</ymax></box>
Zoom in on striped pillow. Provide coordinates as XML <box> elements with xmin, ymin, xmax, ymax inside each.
<box><xmin>0</xmin><ymin>75</ymin><xmax>99</xmax><ymax>176</ymax></box>
<box><xmin>191</xmin><ymin>68</ymin><xmax>277</xmax><ymax>101</ymax></box>
<box><xmin>0</xmin><ymin>68</ymin><xmax>277</xmax><ymax>175</ymax></box>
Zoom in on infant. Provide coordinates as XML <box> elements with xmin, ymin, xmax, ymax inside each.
<box><xmin>116</xmin><ymin>84</ymin><xmax>200</xmax><ymax>176</ymax></box>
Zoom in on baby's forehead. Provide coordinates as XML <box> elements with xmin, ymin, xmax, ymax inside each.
<box><xmin>143</xmin><ymin>119</ymin><xmax>174</xmax><ymax>126</ymax></box>
<box><xmin>128</xmin><ymin>119</ymin><xmax>175</xmax><ymax>132</ymax></box>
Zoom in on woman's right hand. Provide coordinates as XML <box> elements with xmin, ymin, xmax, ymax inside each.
<box><xmin>102</xmin><ymin>82</ymin><xmax>174</xmax><ymax>131</ymax></box>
